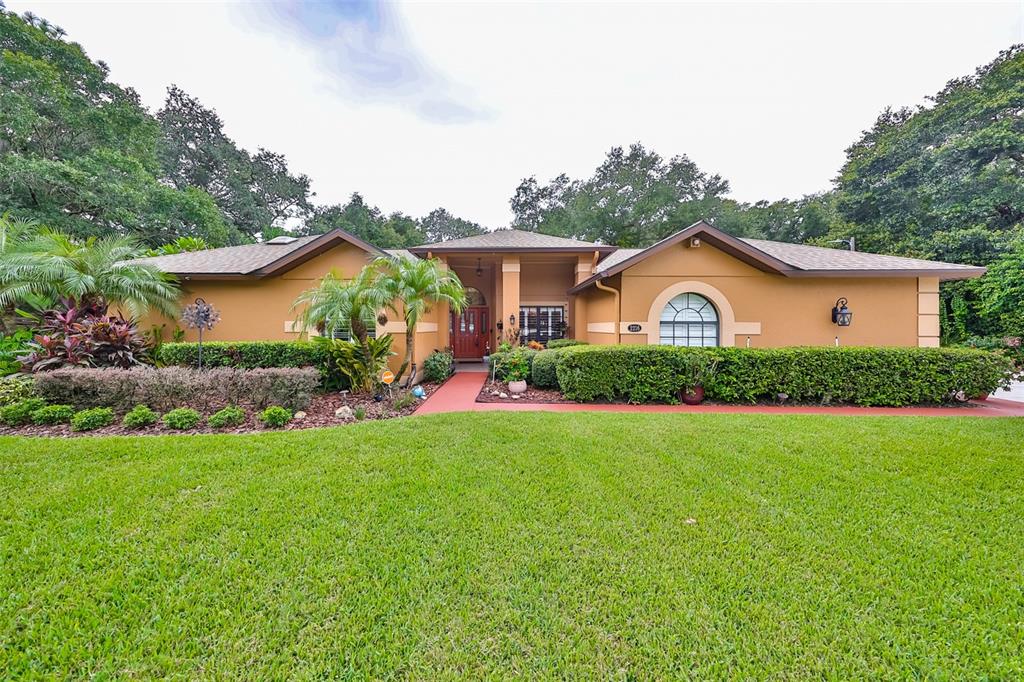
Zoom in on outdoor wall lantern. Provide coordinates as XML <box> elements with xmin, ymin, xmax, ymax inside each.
<box><xmin>831</xmin><ymin>297</ymin><xmax>852</xmax><ymax>327</ymax></box>
<box><xmin>475</xmin><ymin>258</ymin><xmax>483</xmax><ymax>277</ymax></box>
<box><xmin>509</xmin><ymin>314</ymin><xmax>516</xmax><ymax>327</ymax></box>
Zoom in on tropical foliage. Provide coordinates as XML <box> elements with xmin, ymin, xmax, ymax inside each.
<box><xmin>17</xmin><ymin>306</ymin><xmax>152</xmax><ymax>372</ymax></box>
<box><xmin>315</xmin><ymin>335</ymin><xmax>395</xmax><ymax>393</ymax></box>
<box><xmin>0</xmin><ymin>218</ymin><xmax>179</xmax><ymax>318</ymax></box>
<box><xmin>373</xmin><ymin>256</ymin><xmax>466</xmax><ymax>382</ymax></box>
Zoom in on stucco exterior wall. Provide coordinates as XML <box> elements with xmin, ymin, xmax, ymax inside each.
<box><xmin>145</xmin><ymin>242</ymin><xmax>445</xmax><ymax>372</ymax></box>
<box><xmin>581</xmin><ymin>242</ymin><xmax>922</xmax><ymax>347</ymax></box>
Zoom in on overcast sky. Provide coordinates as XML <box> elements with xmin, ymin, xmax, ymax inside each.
<box><xmin>9</xmin><ymin>1</ymin><xmax>1023</xmax><ymax>228</ymax></box>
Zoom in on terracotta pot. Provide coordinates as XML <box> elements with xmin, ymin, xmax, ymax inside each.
<box><xmin>681</xmin><ymin>386</ymin><xmax>705</xmax><ymax>405</ymax></box>
<box><xmin>508</xmin><ymin>380</ymin><xmax>528</xmax><ymax>394</ymax></box>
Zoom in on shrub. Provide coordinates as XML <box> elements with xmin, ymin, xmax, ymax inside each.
<box><xmin>422</xmin><ymin>350</ymin><xmax>454</xmax><ymax>383</ymax></box>
<box><xmin>555</xmin><ymin>345</ymin><xmax>1015</xmax><ymax>406</ymax></box>
<box><xmin>30</xmin><ymin>404</ymin><xmax>74</xmax><ymax>425</ymax></box>
<box><xmin>489</xmin><ymin>348</ymin><xmax>538</xmax><ymax>382</ymax></box>
<box><xmin>163</xmin><ymin>407</ymin><xmax>201</xmax><ymax>430</ymax></box>
<box><xmin>531</xmin><ymin>349</ymin><xmax>561</xmax><ymax>388</ymax></box>
<box><xmin>317</xmin><ymin>336</ymin><xmax>394</xmax><ymax>393</ymax></box>
<box><xmin>158</xmin><ymin>340</ymin><xmax>328</xmax><ymax>370</ymax></box>
<box><xmin>259</xmin><ymin>405</ymin><xmax>292</xmax><ymax>428</ymax></box>
<box><xmin>208</xmin><ymin>406</ymin><xmax>245</xmax><ymax>429</ymax></box>
<box><xmin>546</xmin><ymin>339</ymin><xmax>586</xmax><ymax>350</ymax></box>
<box><xmin>0</xmin><ymin>329</ymin><xmax>33</xmax><ymax>376</ymax></box>
<box><xmin>0</xmin><ymin>375</ymin><xmax>35</xmax><ymax>407</ymax></box>
<box><xmin>354</xmin><ymin>405</ymin><xmax>366</xmax><ymax>420</ymax></box>
<box><xmin>71</xmin><ymin>407</ymin><xmax>114</xmax><ymax>432</ymax></box>
<box><xmin>123</xmin><ymin>405</ymin><xmax>158</xmax><ymax>428</ymax></box>
<box><xmin>19</xmin><ymin>308</ymin><xmax>152</xmax><ymax>372</ymax></box>
<box><xmin>0</xmin><ymin>398</ymin><xmax>47</xmax><ymax>426</ymax></box>
<box><xmin>392</xmin><ymin>392</ymin><xmax>416</xmax><ymax>410</ymax></box>
<box><xmin>35</xmin><ymin>367</ymin><xmax>319</xmax><ymax>412</ymax></box>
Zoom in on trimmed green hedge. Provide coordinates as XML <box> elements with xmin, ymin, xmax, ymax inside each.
<box><xmin>555</xmin><ymin>345</ymin><xmax>1014</xmax><ymax>406</ymax></box>
<box><xmin>545</xmin><ymin>339</ymin><xmax>587</xmax><ymax>350</ymax></box>
<box><xmin>531</xmin><ymin>349</ymin><xmax>563</xmax><ymax>388</ymax></box>
<box><xmin>158</xmin><ymin>341</ymin><xmax>328</xmax><ymax>369</ymax></box>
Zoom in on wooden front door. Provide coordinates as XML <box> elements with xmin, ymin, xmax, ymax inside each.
<box><xmin>451</xmin><ymin>306</ymin><xmax>489</xmax><ymax>359</ymax></box>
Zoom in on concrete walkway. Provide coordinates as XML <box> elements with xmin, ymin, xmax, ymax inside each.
<box><xmin>416</xmin><ymin>372</ymin><xmax>1024</xmax><ymax>417</ymax></box>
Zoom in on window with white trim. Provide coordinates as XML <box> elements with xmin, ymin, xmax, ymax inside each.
<box><xmin>519</xmin><ymin>306</ymin><xmax>565</xmax><ymax>344</ymax></box>
<box><xmin>330</xmin><ymin>313</ymin><xmax>377</xmax><ymax>341</ymax></box>
<box><xmin>659</xmin><ymin>293</ymin><xmax>718</xmax><ymax>347</ymax></box>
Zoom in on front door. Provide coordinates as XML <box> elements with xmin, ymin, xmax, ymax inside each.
<box><xmin>450</xmin><ymin>306</ymin><xmax>489</xmax><ymax>359</ymax></box>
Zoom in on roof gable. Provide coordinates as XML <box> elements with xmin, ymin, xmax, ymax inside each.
<box><xmin>570</xmin><ymin>220</ymin><xmax>985</xmax><ymax>293</ymax></box>
<box><xmin>134</xmin><ymin>229</ymin><xmax>387</xmax><ymax>279</ymax></box>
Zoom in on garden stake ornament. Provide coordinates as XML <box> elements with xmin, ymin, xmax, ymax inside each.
<box><xmin>181</xmin><ymin>297</ymin><xmax>220</xmax><ymax>370</ymax></box>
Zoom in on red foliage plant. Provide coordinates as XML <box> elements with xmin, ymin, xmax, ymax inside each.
<box><xmin>18</xmin><ymin>306</ymin><xmax>153</xmax><ymax>372</ymax></box>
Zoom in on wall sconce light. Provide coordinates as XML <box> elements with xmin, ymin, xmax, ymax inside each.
<box><xmin>475</xmin><ymin>258</ymin><xmax>482</xmax><ymax>277</ymax></box>
<box><xmin>509</xmin><ymin>314</ymin><xmax>516</xmax><ymax>327</ymax></box>
<box><xmin>831</xmin><ymin>297</ymin><xmax>852</xmax><ymax>326</ymax></box>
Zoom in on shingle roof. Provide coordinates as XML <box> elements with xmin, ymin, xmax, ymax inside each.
<box><xmin>571</xmin><ymin>220</ymin><xmax>985</xmax><ymax>292</ymax></box>
<box><xmin>135</xmin><ymin>235</ymin><xmax>322</xmax><ymax>275</ymax></box>
<box><xmin>131</xmin><ymin>229</ymin><xmax>387</xmax><ymax>277</ymax></box>
<box><xmin>410</xmin><ymin>229</ymin><xmax>615</xmax><ymax>253</ymax></box>
<box><xmin>738</xmin><ymin>238</ymin><xmax>980</xmax><ymax>273</ymax></box>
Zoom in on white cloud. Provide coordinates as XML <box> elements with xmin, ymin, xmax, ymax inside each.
<box><xmin>8</xmin><ymin>1</ymin><xmax>1023</xmax><ymax>228</ymax></box>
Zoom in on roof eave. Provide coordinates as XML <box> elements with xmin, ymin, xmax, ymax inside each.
<box><xmin>783</xmin><ymin>267</ymin><xmax>987</xmax><ymax>280</ymax></box>
<box><xmin>408</xmin><ymin>245</ymin><xmax>617</xmax><ymax>255</ymax></box>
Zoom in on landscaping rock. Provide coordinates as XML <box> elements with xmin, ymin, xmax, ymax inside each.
<box><xmin>499</xmin><ymin>392</ymin><xmax>508</xmax><ymax>399</ymax></box>
<box><xmin>334</xmin><ymin>406</ymin><xmax>354</xmax><ymax>420</ymax></box>
<box><xmin>511</xmin><ymin>394</ymin><xmax>520</xmax><ymax>400</ymax></box>
<box><xmin>294</xmin><ymin>411</ymin><xmax>307</xmax><ymax>420</ymax></box>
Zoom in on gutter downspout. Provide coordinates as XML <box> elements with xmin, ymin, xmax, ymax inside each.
<box><xmin>594</xmin><ymin>278</ymin><xmax>620</xmax><ymax>344</ymax></box>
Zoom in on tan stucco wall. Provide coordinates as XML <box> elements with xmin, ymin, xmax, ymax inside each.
<box><xmin>580</xmin><ymin>242</ymin><xmax>923</xmax><ymax>347</ymax></box>
<box><xmin>146</xmin><ymin>242</ymin><xmax>445</xmax><ymax>372</ymax></box>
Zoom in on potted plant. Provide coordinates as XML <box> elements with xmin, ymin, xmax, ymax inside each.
<box><xmin>504</xmin><ymin>349</ymin><xmax>530</xmax><ymax>394</ymax></box>
<box><xmin>678</xmin><ymin>352</ymin><xmax>719</xmax><ymax>405</ymax></box>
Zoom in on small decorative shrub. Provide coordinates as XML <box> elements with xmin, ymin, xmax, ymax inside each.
<box><xmin>317</xmin><ymin>336</ymin><xmax>394</xmax><ymax>393</ymax></box>
<box><xmin>208</xmin><ymin>406</ymin><xmax>245</xmax><ymax>429</ymax></box>
<box><xmin>0</xmin><ymin>398</ymin><xmax>47</xmax><ymax>426</ymax></box>
<box><xmin>30</xmin><ymin>404</ymin><xmax>75</xmax><ymax>425</ymax></box>
<box><xmin>422</xmin><ymin>350</ymin><xmax>454</xmax><ymax>383</ymax></box>
<box><xmin>392</xmin><ymin>392</ymin><xmax>416</xmax><ymax>410</ymax></box>
<box><xmin>123</xmin><ymin>405</ymin><xmax>158</xmax><ymax>428</ymax></box>
<box><xmin>526</xmin><ymin>340</ymin><xmax>545</xmax><ymax>351</ymax></box>
<box><xmin>163</xmin><ymin>408</ymin><xmax>201</xmax><ymax>430</ymax></box>
<box><xmin>502</xmin><ymin>349</ymin><xmax>531</xmax><ymax>383</ymax></box>
<box><xmin>0</xmin><ymin>375</ymin><xmax>36</xmax><ymax>407</ymax></box>
<box><xmin>71</xmin><ymin>407</ymin><xmax>114</xmax><ymax>432</ymax></box>
<box><xmin>545</xmin><ymin>339</ymin><xmax>585</xmax><ymax>350</ymax></box>
<box><xmin>0</xmin><ymin>329</ymin><xmax>33</xmax><ymax>376</ymax></box>
<box><xmin>489</xmin><ymin>348</ymin><xmax>538</xmax><ymax>382</ymax></box>
<box><xmin>35</xmin><ymin>366</ymin><xmax>319</xmax><ymax>412</ymax></box>
<box><xmin>259</xmin><ymin>405</ymin><xmax>292</xmax><ymax>428</ymax></box>
<box><xmin>353</xmin><ymin>405</ymin><xmax>366</xmax><ymax>421</ymax></box>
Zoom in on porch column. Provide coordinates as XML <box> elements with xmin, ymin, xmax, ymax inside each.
<box><xmin>571</xmin><ymin>254</ymin><xmax>594</xmax><ymax>341</ymax></box>
<box><xmin>501</xmin><ymin>255</ymin><xmax>520</xmax><ymax>343</ymax></box>
<box><xmin>437</xmin><ymin>255</ymin><xmax>451</xmax><ymax>350</ymax></box>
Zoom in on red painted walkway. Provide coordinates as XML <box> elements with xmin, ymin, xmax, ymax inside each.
<box><xmin>416</xmin><ymin>372</ymin><xmax>1024</xmax><ymax>418</ymax></box>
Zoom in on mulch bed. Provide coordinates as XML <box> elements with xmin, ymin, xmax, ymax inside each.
<box><xmin>476</xmin><ymin>380</ymin><xmax>571</xmax><ymax>404</ymax></box>
<box><xmin>0</xmin><ymin>383</ymin><xmax>440</xmax><ymax>438</ymax></box>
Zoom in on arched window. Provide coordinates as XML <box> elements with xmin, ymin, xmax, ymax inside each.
<box><xmin>659</xmin><ymin>293</ymin><xmax>719</xmax><ymax>347</ymax></box>
<box><xmin>464</xmin><ymin>287</ymin><xmax>486</xmax><ymax>306</ymax></box>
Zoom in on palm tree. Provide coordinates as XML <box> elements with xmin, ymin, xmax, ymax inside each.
<box><xmin>291</xmin><ymin>267</ymin><xmax>390</xmax><ymax>361</ymax></box>
<box><xmin>0</xmin><ymin>227</ymin><xmax>179</xmax><ymax>319</ymax></box>
<box><xmin>373</xmin><ymin>255</ymin><xmax>466</xmax><ymax>383</ymax></box>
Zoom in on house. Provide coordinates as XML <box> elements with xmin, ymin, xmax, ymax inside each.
<box><xmin>138</xmin><ymin>220</ymin><xmax>985</xmax><ymax>371</ymax></box>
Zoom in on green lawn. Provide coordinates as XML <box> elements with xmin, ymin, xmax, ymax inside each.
<box><xmin>2</xmin><ymin>413</ymin><xmax>1023</xmax><ymax>678</ymax></box>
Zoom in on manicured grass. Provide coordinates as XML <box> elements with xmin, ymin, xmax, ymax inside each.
<box><xmin>1</xmin><ymin>413</ymin><xmax>1023</xmax><ymax>677</ymax></box>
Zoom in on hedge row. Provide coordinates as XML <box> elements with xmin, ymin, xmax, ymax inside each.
<box><xmin>554</xmin><ymin>345</ymin><xmax>1014</xmax><ymax>406</ymax></box>
<box><xmin>158</xmin><ymin>341</ymin><xmax>328</xmax><ymax>369</ymax></box>
<box><xmin>35</xmin><ymin>366</ymin><xmax>319</xmax><ymax>412</ymax></box>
